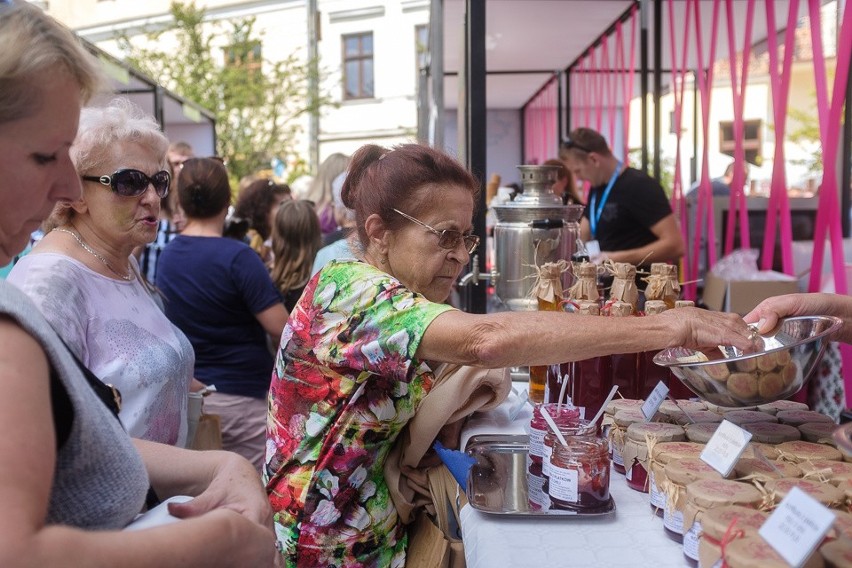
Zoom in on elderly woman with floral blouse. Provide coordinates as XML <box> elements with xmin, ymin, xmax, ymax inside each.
<box><xmin>265</xmin><ymin>143</ymin><xmax>754</xmax><ymax>567</ymax></box>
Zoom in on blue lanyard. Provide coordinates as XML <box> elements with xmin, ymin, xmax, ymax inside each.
<box><xmin>589</xmin><ymin>161</ymin><xmax>622</xmax><ymax>239</ymax></box>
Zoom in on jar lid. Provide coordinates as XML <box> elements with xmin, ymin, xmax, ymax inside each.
<box><xmin>651</xmin><ymin>441</ymin><xmax>705</xmax><ymax>463</ymax></box>
<box><xmin>660</xmin><ymin>399</ymin><xmax>707</xmax><ymax>415</ymax></box>
<box><xmin>757</xmin><ymin>400</ymin><xmax>809</xmax><ymax>415</ymax></box>
<box><xmin>798</xmin><ymin>459</ymin><xmax>852</xmax><ymax>480</ymax></box>
<box><xmin>606</xmin><ymin>398</ymin><xmax>644</xmax><ymax>415</ymax></box>
<box><xmin>700</xmin><ymin>505</ymin><xmax>768</xmax><ymax>542</ymax></box>
<box><xmin>626</xmin><ymin>421</ymin><xmax>685</xmax><ymax>442</ymax></box>
<box><xmin>674</xmin><ymin>300</ymin><xmax>695</xmax><ymax>308</ymax></box>
<box><xmin>733</xmin><ymin>458</ymin><xmax>802</xmax><ymax>481</ymax></box>
<box><xmin>798</xmin><ymin>421</ymin><xmax>838</xmax><ymax>444</ymax></box>
<box><xmin>576</xmin><ymin>300</ymin><xmax>600</xmax><ymax>316</ymax></box>
<box><xmin>613</xmin><ymin>408</ymin><xmax>647</xmax><ymax>427</ymax></box>
<box><xmin>776</xmin><ymin>409</ymin><xmax>835</xmax><ymax>427</ymax></box>
<box><xmin>829</xmin><ymin>508</ymin><xmax>852</xmax><ymax>539</ymax></box>
<box><xmin>741</xmin><ymin>422</ymin><xmax>801</xmax><ymax>444</ymax></box>
<box><xmin>724</xmin><ymin>536</ymin><xmax>818</xmax><ymax>568</ymax></box>
<box><xmin>666</xmin><ymin>458</ymin><xmax>723</xmax><ymax>486</ymax></box>
<box><xmin>609</xmin><ymin>301</ymin><xmax>634</xmax><ymax>317</ymax></box>
<box><xmin>644</xmin><ymin>300</ymin><xmax>667</xmax><ymax>315</ymax></box>
<box><xmin>776</xmin><ymin>440</ymin><xmax>843</xmax><ymax>462</ymax></box>
<box><xmin>820</xmin><ymin>538</ymin><xmax>852</xmax><ymax>568</ymax></box>
<box><xmin>743</xmin><ymin>443</ymin><xmax>782</xmax><ymax>460</ymax></box>
<box><xmin>685</xmin><ymin>479</ymin><xmax>764</xmax><ymax>509</ymax></box>
<box><xmin>685</xmin><ymin>422</ymin><xmax>720</xmax><ymax>443</ymax></box>
<box><xmin>706</xmin><ymin>402</ymin><xmax>758</xmax><ymax>414</ymax></box>
<box><xmin>765</xmin><ymin>477</ymin><xmax>843</xmax><ymax>506</ymax></box>
<box><xmin>669</xmin><ymin>410</ymin><xmax>722</xmax><ymax>426</ymax></box>
<box><xmin>724</xmin><ymin>410</ymin><xmax>779</xmax><ymax>426</ymax></box>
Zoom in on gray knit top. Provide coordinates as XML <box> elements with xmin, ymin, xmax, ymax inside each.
<box><xmin>0</xmin><ymin>280</ymin><xmax>149</xmax><ymax>528</ymax></box>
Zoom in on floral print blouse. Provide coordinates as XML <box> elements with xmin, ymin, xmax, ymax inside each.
<box><xmin>265</xmin><ymin>260</ymin><xmax>454</xmax><ymax>567</ymax></box>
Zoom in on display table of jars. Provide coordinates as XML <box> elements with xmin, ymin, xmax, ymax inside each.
<box><xmin>459</xmin><ymin>384</ymin><xmax>848</xmax><ymax>568</ymax></box>
<box><xmin>460</xmin><ymin>385</ymin><xmax>688</xmax><ymax>568</ymax></box>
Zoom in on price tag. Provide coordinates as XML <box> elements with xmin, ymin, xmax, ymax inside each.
<box><xmin>641</xmin><ymin>381</ymin><xmax>669</xmax><ymax>420</ymax></box>
<box><xmin>758</xmin><ymin>486</ymin><xmax>835</xmax><ymax>567</ymax></box>
<box><xmin>700</xmin><ymin>420</ymin><xmax>751</xmax><ymax>476</ymax></box>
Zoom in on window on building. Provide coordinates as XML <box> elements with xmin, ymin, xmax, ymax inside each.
<box><xmin>719</xmin><ymin>119</ymin><xmax>763</xmax><ymax>166</ymax></box>
<box><xmin>415</xmin><ymin>24</ymin><xmax>429</xmax><ymax>70</ymax></box>
<box><xmin>343</xmin><ymin>32</ymin><xmax>374</xmax><ymax>99</ymax></box>
<box><xmin>223</xmin><ymin>40</ymin><xmax>263</xmax><ymax>105</ymax></box>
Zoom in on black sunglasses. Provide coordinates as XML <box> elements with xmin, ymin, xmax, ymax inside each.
<box><xmin>82</xmin><ymin>169</ymin><xmax>171</xmax><ymax>198</ymax></box>
<box><xmin>561</xmin><ymin>137</ymin><xmax>594</xmax><ymax>154</ymax></box>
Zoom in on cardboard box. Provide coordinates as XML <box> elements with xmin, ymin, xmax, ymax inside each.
<box><xmin>702</xmin><ymin>272</ymin><xmax>799</xmax><ymax>315</ymax></box>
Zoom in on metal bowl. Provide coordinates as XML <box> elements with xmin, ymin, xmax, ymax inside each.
<box><xmin>653</xmin><ymin>315</ymin><xmax>842</xmax><ymax>407</ymax></box>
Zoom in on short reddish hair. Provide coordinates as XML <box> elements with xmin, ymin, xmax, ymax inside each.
<box><xmin>341</xmin><ymin>144</ymin><xmax>480</xmax><ymax>248</ymax></box>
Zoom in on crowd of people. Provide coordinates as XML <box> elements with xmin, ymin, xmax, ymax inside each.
<box><xmin>1</xmin><ymin>3</ymin><xmax>849</xmax><ymax>567</ymax></box>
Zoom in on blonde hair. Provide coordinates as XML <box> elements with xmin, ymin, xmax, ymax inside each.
<box><xmin>0</xmin><ymin>1</ymin><xmax>105</xmax><ymax>124</ymax></box>
<box><xmin>304</xmin><ymin>153</ymin><xmax>350</xmax><ymax>207</ymax></box>
<box><xmin>270</xmin><ymin>200</ymin><xmax>322</xmax><ymax>293</ymax></box>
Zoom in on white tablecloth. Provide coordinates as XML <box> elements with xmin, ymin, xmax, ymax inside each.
<box><xmin>460</xmin><ymin>386</ymin><xmax>690</xmax><ymax>568</ymax></box>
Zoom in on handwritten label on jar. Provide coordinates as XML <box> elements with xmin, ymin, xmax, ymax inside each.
<box><xmin>641</xmin><ymin>381</ymin><xmax>669</xmax><ymax>420</ymax></box>
<box><xmin>549</xmin><ymin>465</ymin><xmax>579</xmax><ymax>503</ymax></box>
<box><xmin>700</xmin><ymin>420</ymin><xmax>751</xmax><ymax>477</ymax></box>
<box><xmin>759</xmin><ymin>486</ymin><xmax>834</xmax><ymax>568</ymax></box>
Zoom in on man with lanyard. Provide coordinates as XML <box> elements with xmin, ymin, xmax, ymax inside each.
<box><xmin>560</xmin><ymin>127</ymin><xmax>684</xmax><ymax>273</ymax></box>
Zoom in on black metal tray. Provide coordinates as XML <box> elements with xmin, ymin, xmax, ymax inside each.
<box><xmin>465</xmin><ymin>434</ymin><xmax>616</xmax><ymax>517</ymax></box>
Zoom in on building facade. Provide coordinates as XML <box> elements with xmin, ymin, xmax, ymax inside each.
<box><xmin>45</xmin><ymin>0</ymin><xmax>430</xmax><ymax>171</ymax></box>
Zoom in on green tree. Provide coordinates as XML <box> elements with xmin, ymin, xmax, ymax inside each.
<box><xmin>118</xmin><ymin>1</ymin><xmax>331</xmax><ymax>182</ymax></box>
<box><xmin>786</xmin><ymin>107</ymin><xmax>822</xmax><ymax>177</ymax></box>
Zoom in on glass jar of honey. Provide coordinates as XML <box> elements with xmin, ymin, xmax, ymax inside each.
<box><xmin>548</xmin><ymin>431</ymin><xmax>610</xmax><ymax>511</ymax></box>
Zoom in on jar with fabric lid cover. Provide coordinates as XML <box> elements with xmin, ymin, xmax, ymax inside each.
<box><xmin>661</xmin><ymin>459</ymin><xmax>724</xmax><ymax>544</ymax></box>
<box><xmin>648</xmin><ymin>441</ymin><xmax>705</xmax><ymax>516</ymax></box>
<box><xmin>622</xmin><ymin>422</ymin><xmax>685</xmax><ymax>493</ymax></box>
<box><xmin>697</xmin><ymin>505</ymin><xmax>769</xmax><ymax>568</ymax></box>
<box><xmin>682</xmin><ymin>479</ymin><xmax>765</xmax><ymax>564</ymax></box>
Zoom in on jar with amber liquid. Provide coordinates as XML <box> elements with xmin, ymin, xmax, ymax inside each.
<box><xmin>528</xmin><ymin>261</ymin><xmax>568</xmax><ymax>403</ymax></box>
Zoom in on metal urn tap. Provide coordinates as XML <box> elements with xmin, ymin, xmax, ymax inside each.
<box><xmin>489</xmin><ymin>165</ymin><xmax>584</xmax><ymax>311</ymax></box>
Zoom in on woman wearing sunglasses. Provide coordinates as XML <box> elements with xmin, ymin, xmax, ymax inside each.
<box><xmin>8</xmin><ymin>98</ymin><xmax>195</xmax><ymax>447</ymax></box>
<box><xmin>264</xmin><ymin>143</ymin><xmax>755</xmax><ymax>566</ymax></box>
<box><xmin>0</xmin><ymin>2</ymin><xmax>275</xmax><ymax>566</ymax></box>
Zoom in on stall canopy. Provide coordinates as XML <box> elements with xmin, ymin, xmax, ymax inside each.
<box><xmin>83</xmin><ymin>39</ymin><xmax>217</xmax><ymax>157</ymax></box>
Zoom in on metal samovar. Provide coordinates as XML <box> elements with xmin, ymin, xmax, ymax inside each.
<box><xmin>490</xmin><ymin>165</ymin><xmax>584</xmax><ymax>311</ymax></box>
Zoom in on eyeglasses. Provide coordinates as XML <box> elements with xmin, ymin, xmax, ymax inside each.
<box><xmin>562</xmin><ymin>137</ymin><xmax>594</xmax><ymax>154</ymax></box>
<box><xmin>393</xmin><ymin>208</ymin><xmax>479</xmax><ymax>254</ymax></box>
<box><xmin>82</xmin><ymin>169</ymin><xmax>171</xmax><ymax>198</ymax></box>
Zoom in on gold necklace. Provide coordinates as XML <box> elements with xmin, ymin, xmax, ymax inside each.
<box><xmin>52</xmin><ymin>228</ymin><xmax>133</xmax><ymax>281</ymax></box>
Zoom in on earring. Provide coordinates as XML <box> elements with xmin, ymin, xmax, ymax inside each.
<box><xmin>380</xmin><ymin>257</ymin><xmax>387</xmax><ymax>265</ymax></box>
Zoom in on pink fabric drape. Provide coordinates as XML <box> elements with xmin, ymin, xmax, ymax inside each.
<box><xmin>805</xmin><ymin>0</ymin><xmax>852</xmax><ymax>406</ymax></box>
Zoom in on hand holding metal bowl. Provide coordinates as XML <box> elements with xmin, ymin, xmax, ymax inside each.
<box><xmin>653</xmin><ymin>316</ymin><xmax>842</xmax><ymax>407</ymax></box>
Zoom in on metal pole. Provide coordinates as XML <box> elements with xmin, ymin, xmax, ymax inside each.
<box><xmin>465</xmin><ymin>0</ymin><xmax>487</xmax><ymax>314</ymax></box>
<box><xmin>307</xmin><ymin>0</ymin><xmax>319</xmax><ymax>171</ymax></box>
<box><xmin>640</xmin><ymin>0</ymin><xmax>649</xmax><ymax>173</ymax></box>
<box><xmin>692</xmin><ymin>70</ymin><xmax>699</xmax><ymax>184</ymax></box>
<box><xmin>653</xmin><ymin>0</ymin><xmax>662</xmax><ymax>181</ymax></box>
<box><xmin>566</xmin><ymin>66</ymin><xmax>572</xmax><ymax>135</ymax></box>
<box><xmin>843</xmin><ymin>51</ymin><xmax>852</xmax><ymax>238</ymax></box>
<box><xmin>430</xmin><ymin>0</ymin><xmax>445</xmax><ymax>149</ymax></box>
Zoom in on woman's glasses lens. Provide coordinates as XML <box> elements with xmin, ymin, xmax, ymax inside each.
<box><xmin>113</xmin><ymin>169</ymin><xmax>170</xmax><ymax>198</ymax></box>
<box><xmin>437</xmin><ymin>231</ymin><xmax>479</xmax><ymax>254</ymax></box>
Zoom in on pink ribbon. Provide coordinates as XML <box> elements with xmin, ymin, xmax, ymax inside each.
<box><xmin>722</xmin><ymin>0</ymin><xmax>755</xmax><ymax>255</ymax></box>
<box><xmin>806</xmin><ymin>0</ymin><xmax>852</xmax><ymax>405</ymax></box>
<box><xmin>761</xmin><ymin>0</ymin><xmax>799</xmax><ymax>274</ymax></box>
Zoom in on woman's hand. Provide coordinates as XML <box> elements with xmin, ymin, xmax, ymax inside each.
<box><xmin>744</xmin><ymin>293</ymin><xmax>852</xmax><ymax>343</ymax></box>
<box><xmin>167</xmin><ymin>452</ymin><xmax>272</xmax><ymax>527</ymax></box>
<box><xmin>199</xmin><ymin>509</ymin><xmax>278</xmax><ymax>567</ymax></box>
<box><xmin>661</xmin><ymin>307</ymin><xmax>754</xmax><ymax>351</ymax></box>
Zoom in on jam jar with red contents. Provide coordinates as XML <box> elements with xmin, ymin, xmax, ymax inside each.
<box><xmin>622</xmin><ymin>422</ymin><xmax>685</xmax><ymax>493</ymax></box>
<box><xmin>543</xmin><ymin>420</ymin><xmax>597</xmax><ymax>480</ymax></box>
<box><xmin>528</xmin><ymin>403</ymin><xmax>581</xmax><ymax>474</ymax></box>
<box><xmin>548</xmin><ymin>430</ymin><xmax>610</xmax><ymax>511</ymax></box>
<box><xmin>607</xmin><ymin>301</ymin><xmax>639</xmax><ymax>399</ymax></box>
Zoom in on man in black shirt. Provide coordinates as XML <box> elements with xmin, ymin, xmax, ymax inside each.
<box><xmin>560</xmin><ymin>127</ymin><xmax>684</xmax><ymax>267</ymax></box>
